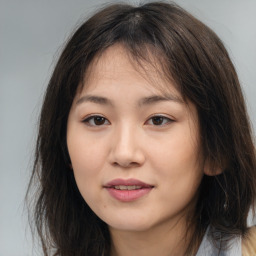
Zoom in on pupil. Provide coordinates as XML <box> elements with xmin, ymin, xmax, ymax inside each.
<box><xmin>94</xmin><ymin>117</ymin><xmax>105</xmax><ymax>125</ymax></box>
<box><xmin>153</xmin><ymin>116</ymin><xmax>163</xmax><ymax>125</ymax></box>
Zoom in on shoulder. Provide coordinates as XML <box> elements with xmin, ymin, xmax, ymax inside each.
<box><xmin>242</xmin><ymin>226</ymin><xmax>256</xmax><ymax>256</ymax></box>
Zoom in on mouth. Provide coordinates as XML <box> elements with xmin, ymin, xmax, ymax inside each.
<box><xmin>104</xmin><ymin>179</ymin><xmax>154</xmax><ymax>202</ymax></box>
<box><xmin>111</xmin><ymin>185</ymin><xmax>145</xmax><ymax>190</ymax></box>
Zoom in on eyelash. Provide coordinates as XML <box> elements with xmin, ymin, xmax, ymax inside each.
<box><xmin>82</xmin><ymin>114</ymin><xmax>174</xmax><ymax>127</ymax></box>
<box><xmin>82</xmin><ymin>115</ymin><xmax>110</xmax><ymax>126</ymax></box>
<box><xmin>146</xmin><ymin>115</ymin><xmax>174</xmax><ymax>126</ymax></box>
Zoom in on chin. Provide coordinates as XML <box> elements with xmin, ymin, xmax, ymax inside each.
<box><xmin>105</xmin><ymin>214</ymin><xmax>156</xmax><ymax>232</ymax></box>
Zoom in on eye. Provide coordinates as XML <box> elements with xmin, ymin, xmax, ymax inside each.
<box><xmin>82</xmin><ymin>115</ymin><xmax>110</xmax><ymax>126</ymax></box>
<box><xmin>146</xmin><ymin>115</ymin><xmax>174</xmax><ymax>126</ymax></box>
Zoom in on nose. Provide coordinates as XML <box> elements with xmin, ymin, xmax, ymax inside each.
<box><xmin>109</xmin><ymin>125</ymin><xmax>145</xmax><ymax>168</ymax></box>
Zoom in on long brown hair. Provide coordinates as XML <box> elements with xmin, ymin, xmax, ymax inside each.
<box><xmin>27</xmin><ymin>1</ymin><xmax>256</xmax><ymax>255</ymax></box>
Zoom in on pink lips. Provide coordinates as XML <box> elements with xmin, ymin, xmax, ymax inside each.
<box><xmin>104</xmin><ymin>179</ymin><xmax>154</xmax><ymax>202</ymax></box>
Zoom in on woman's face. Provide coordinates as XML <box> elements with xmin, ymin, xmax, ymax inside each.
<box><xmin>67</xmin><ymin>44</ymin><xmax>204</xmax><ymax>233</ymax></box>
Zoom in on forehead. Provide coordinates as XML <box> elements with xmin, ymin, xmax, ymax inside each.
<box><xmin>78</xmin><ymin>44</ymin><xmax>182</xmax><ymax>100</ymax></box>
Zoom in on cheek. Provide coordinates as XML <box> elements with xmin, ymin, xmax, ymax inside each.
<box><xmin>150</xmin><ymin>126</ymin><xmax>200</xmax><ymax>174</ymax></box>
<box><xmin>67</xmin><ymin>128</ymin><xmax>107</xmax><ymax>173</ymax></box>
<box><xmin>149</xmin><ymin>124</ymin><xmax>203</xmax><ymax>202</ymax></box>
<box><xmin>66</xmin><ymin>127</ymin><xmax>109</xmax><ymax>201</ymax></box>
<box><xmin>67</xmin><ymin>134</ymin><xmax>107</xmax><ymax>214</ymax></box>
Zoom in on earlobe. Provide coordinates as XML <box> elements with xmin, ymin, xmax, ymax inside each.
<box><xmin>203</xmin><ymin>159</ymin><xmax>223</xmax><ymax>176</ymax></box>
<box><xmin>204</xmin><ymin>168</ymin><xmax>223</xmax><ymax>176</ymax></box>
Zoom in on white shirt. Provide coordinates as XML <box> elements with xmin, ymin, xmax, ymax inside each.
<box><xmin>195</xmin><ymin>226</ymin><xmax>241</xmax><ymax>256</ymax></box>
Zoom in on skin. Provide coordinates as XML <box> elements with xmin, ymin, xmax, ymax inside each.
<box><xmin>67</xmin><ymin>44</ymin><xmax>206</xmax><ymax>256</ymax></box>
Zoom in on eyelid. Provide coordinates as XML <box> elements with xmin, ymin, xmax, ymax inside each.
<box><xmin>82</xmin><ymin>114</ymin><xmax>110</xmax><ymax>126</ymax></box>
<box><xmin>81</xmin><ymin>114</ymin><xmax>174</xmax><ymax>127</ymax></box>
<box><xmin>145</xmin><ymin>114</ymin><xmax>175</xmax><ymax>126</ymax></box>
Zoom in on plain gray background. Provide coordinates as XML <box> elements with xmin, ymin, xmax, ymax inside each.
<box><xmin>1</xmin><ymin>0</ymin><xmax>256</xmax><ymax>255</ymax></box>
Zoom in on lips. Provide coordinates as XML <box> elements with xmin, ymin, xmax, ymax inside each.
<box><xmin>104</xmin><ymin>179</ymin><xmax>154</xmax><ymax>202</ymax></box>
<box><xmin>112</xmin><ymin>185</ymin><xmax>144</xmax><ymax>190</ymax></box>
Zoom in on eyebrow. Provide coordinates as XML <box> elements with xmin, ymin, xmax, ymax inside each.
<box><xmin>138</xmin><ymin>95</ymin><xmax>183</xmax><ymax>106</ymax></box>
<box><xmin>76</xmin><ymin>95</ymin><xmax>114</xmax><ymax>106</ymax></box>
<box><xmin>76</xmin><ymin>94</ymin><xmax>183</xmax><ymax>106</ymax></box>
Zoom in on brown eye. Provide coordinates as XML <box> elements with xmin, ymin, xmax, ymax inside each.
<box><xmin>152</xmin><ymin>116</ymin><xmax>164</xmax><ymax>125</ymax></box>
<box><xmin>83</xmin><ymin>115</ymin><xmax>110</xmax><ymax>126</ymax></box>
<box><xmin>94</xmin><ymin>116</ymin><xmax>106</xmax><ymax>125</ymax></box>
<box><xmin>147</xmin><ymin>115</ymin><xmax>173</xmax><ymax>126</ymax></box>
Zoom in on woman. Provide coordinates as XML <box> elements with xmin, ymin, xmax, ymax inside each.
<box><xmin>27</xmin><ymin>2</ymin><xmax>256</xmax><ymax>255</ymax></box>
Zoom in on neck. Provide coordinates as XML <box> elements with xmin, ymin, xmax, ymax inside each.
<box><xmin>109</xmin><ymin>217</ymin><xmax>196</xmax><ymax>256</ymax></box>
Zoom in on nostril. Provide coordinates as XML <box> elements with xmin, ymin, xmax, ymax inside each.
<box><xmin>113</xmin><ymin>161</ymin><xmax>140</xmax><ymax>168</ymax></box>
<box><xmin>129</xmin><ymin>162</ymin><xmax>140</xmax><ymax>167</ymax></box>
<box><xmin>109</xmin><ymin>142</ymin><xmax>146</xmax><ymax>168</ymax></box>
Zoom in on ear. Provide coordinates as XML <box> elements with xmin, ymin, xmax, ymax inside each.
<box><xmin>203</xmin><ymin>158</ymin><xmax>223</xmax><ymax>176</ymax></box>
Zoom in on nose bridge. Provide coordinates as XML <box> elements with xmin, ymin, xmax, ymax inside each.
<box><xmin>114</xmin><ymin>122</ymin><xmax>137</xmax><ymax>155</ymax></box>
<box><xmin>110</xmin><ymin>122</ymin><xmax>144</xmax><ymax>167</ymax></box>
